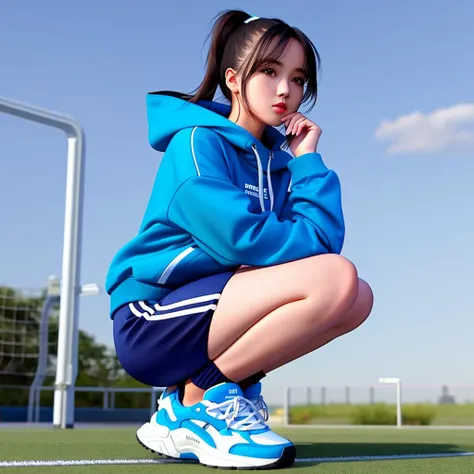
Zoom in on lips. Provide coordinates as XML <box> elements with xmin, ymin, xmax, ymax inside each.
<box><xmin>273</xmin><ymin>103</ymin><xmax>287</xmax><ymax>114</ymax></box>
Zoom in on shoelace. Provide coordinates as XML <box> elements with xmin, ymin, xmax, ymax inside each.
<box><xmin>248</xmin><ymin>395</ymin><xmax>269</xmax><ymax>421</ymax></box>
<box><xmin>206</xmin><ymin>396</ymin><xmax>268</xmax><ymax>431</ymax></box>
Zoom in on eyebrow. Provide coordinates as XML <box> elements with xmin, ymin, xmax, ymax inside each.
<box><xmin>265</xmin><ymin>59</ymin><xmax>307</xmax><ymax>76</ymax></box>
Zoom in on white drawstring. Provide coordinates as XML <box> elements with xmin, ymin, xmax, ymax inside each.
<box><xmin>267</xmin><ymin>152</ymin><xmax>274</xmax><ymax>211</ymax></box>
<box><xmin>251</xmin><ymin>146</ymin><xmax>274</xmax><ymax>212</ymax></box>
<box><xmin>251</xmin><ymin>146</ymin><xmax>266</xmax><ymax>212</ymax></box>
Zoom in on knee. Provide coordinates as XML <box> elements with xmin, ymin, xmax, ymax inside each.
<box><xmin>339</xmin><ymin>278</ymin><xmax>374</xmax><ymax>331</ymax></box>
<box><xmin>324</xmin><ymin>254</ymin><xmax>359</xmax><ymax>304</ymax></box>
<box><xmin>360</xmin><ymin>279</ymin><xmax>374</xmax><ymax>316</ymax></box>
<box><xmin>307</xmin><ymin>254</ymin><xmax>359</xmax><ymax>313</ymax></box>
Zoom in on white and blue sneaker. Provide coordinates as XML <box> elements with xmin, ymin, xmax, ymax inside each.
<box><xmin>243</xmin><ymin>382</ymin><xmax>269</xmax><ymax>421</ymax></box>
<box><xmin>136</xmin><ymin>382</ymin><xmax>295</xmax><ymax>469</ymax></box>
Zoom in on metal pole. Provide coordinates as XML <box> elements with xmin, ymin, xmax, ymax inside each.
<box><xmin>369</xmin><ymin>386</ymin><xmax>375</xmax><ymax>404</ymax></box>
<box><xmin>321</xmin><ymin>386</ymin><xmax>326</xmax><ymax>405</ymax></box>
<box><xmin>103</xmin><ymin>390</ymin><xmax>109</xmax><ymax>410</ymax></box>
<box><xmin>27</xmin><ymin>293</ymin><xmax>59</xmax><ymax>423</ymax></box>
<box><xmin>0</xmin><ymin>97</ymin><xmax>85</xmax><ymax>429</ymax></box>
<box><xmin>396</xmin><ymin>380</ymin><xmax>402</xmax><ymax>428</ymax></box>
<box><xmin>283</xmin><ymin>386</ymin><xmax>289</xmax><ymax>427</ymax></box>
<box><xmin>379</xmin><ymin>378</ymin><xmax>402</xmax><ymax>428</ymax></box>
<box><xmin>150</xmin><ymin>389</ymin><xmax>156</xmax><ymax>419</ymax></box>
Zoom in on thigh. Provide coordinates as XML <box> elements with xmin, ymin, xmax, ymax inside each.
<box><xmin>208</xmin><ymin>254</ymin><xmax>356</xmax><ymax>359</ymax></box>
<box><xmin>113</xmin><ymin>271</ymin><xmax>235</xmax><ymax>387</ymax></box>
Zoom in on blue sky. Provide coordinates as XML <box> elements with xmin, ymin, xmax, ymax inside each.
<box><xmin>1</xmin><ymin>0</ymin><xmax>473</xmax><ymax>405</ymax></box>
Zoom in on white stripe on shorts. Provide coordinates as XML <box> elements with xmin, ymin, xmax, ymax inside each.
<box><xmin>152</xmin><ymin>293</ymin><xmax>221</xmax><ymax>312</ymax></box>
<box><xmin>141</xmin><ymin>304</ymin><xmax>217</xmax><ymax>321</ymax></box>
<box><xmin>128</xmin><ymin>293</ymin><xmax>221</xmax><ymax>321</ymax></box>
<box><xmin>138</xmin><ymin>301</ymin><xmax>154</xmax><ymax>314</ymax></box>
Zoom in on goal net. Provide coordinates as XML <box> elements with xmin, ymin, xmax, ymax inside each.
<box><xmin>0</xmin><ymin>283</ymin><xmax>59</xmax><ymax>419</ymax></box>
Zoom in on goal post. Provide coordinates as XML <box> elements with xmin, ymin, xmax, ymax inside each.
<box><xmin>0</xmin><ymin>97</ymin><xmax>85</xmax><ymax>429</ymax></box>
<box><xmin>26</xmin><ymin>277</ymin><xmax>61</xmax><ymax>423</ymax></box>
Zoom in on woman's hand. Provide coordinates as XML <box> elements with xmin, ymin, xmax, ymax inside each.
<box><xmin>281</xmin><ymin>112</ymin><xmax>322</xmax><ymax>157</ymax></box>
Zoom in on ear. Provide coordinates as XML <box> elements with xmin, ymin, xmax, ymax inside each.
<box><xmin>225</xmin><ymin>68</ymin><xmax>240</xmax><ymax>94</ymax></box>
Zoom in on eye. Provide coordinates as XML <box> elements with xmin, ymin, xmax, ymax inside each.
<box><xmin>261</xmin><ymin>68</ymin><xmax>276</xmax><ymax>76</ymax></box>
<box><xmin>293</xmin><ymin>77</ymin><xmax>306</xmax><ymax>86</ymax></box>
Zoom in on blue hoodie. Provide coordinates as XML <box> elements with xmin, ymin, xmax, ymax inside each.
<box><xmin>105</xmin><ymin>92</ymin><xmax>345</xmax><ymax>317</ymax></box>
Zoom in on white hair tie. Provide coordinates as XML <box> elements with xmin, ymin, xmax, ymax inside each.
<box><xmin>244</xmin><ymin>16</ymin><xmax>260</xmax><ymax>24</ymax></box>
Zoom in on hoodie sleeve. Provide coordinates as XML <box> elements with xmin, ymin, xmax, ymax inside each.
<box><xmin>167</xmin><ymin>127</ymin><xmax>345</xmax><ymax>267</ymax></box>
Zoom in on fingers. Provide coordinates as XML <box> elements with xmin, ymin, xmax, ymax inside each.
<box><xmin>295</xmin><ymin>118</ymin><xmax>310</xmax><ymax>136</ymax></box>
<box><xmin>281</xmin><ymin>112</ymin><xmax>298</xmax><ymax>128</ymax></box>
<box><xmin>282</xmin><ymin>113</ymin><xmax>304</xmax><ymax>135</ymax></box>
<box><xmin>282</xmin><ymin>113</ymin><xmax>317</xmax><ymax>136</ymax></box>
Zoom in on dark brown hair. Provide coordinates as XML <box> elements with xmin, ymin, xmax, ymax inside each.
<box><xmin>189</xmin><ymin>9</ymin><xmax>321</xmax><ymax>117</ymax></box>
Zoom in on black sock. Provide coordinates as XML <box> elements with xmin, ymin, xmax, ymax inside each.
<box><xmin>190</xmin><ymin>360</ymin><xmax>232</xmax><ymax>390</ymax></box>
<box><xmin>239</xmin><ymin>371</ymin><xmax>266</xmax><ymax>390</ymax></box>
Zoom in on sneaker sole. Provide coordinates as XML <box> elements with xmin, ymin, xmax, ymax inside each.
<box><xmin>136</xmin><ymin>422</ymin><xmax>296</xmax><ymax>470</ymax></box>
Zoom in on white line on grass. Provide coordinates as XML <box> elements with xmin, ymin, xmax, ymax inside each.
<box><xmin>1</xmin><ymin>452</ymin><xmax>474</xmax><ymax>467</ymax></box>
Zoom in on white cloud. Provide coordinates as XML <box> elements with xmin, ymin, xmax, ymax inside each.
<box><xmin>375</xmin><ymin>103</ymin><xmax>474</xmax><ymax>154</ymax></box>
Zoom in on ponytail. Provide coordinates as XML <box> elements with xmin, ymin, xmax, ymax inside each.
<box><xmin>189</xmin><ymin>10</ymin><xmax>251</xmax><ymax>103</ymax></box>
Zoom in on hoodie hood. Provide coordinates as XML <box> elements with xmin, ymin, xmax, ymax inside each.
<box><xmin>146</xmin><ymin>91</ymin><xmax>292</xmax><ymax>171</ymax></box>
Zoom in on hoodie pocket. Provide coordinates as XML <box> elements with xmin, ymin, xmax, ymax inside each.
<box><xmin>156</xmin><ymin>246</ymin><xmax>198</xmax><ymax>284</ymax></box>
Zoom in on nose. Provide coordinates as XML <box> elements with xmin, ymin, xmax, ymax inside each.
<box><xmin>277</xmin><ymin>78</ymin><xmax>290</xmax><ymax>97</ymax></box>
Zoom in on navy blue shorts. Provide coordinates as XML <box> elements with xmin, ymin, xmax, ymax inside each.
<box><xmin>113</xmin><ymin>272</ymin><xmax>234</xmax><ymax>387</ymax></box>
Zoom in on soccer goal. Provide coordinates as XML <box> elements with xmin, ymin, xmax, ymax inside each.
<box><xmin>0</xmin><ymin>97</ymin><xmax>89</xmax><ymax>429</ymax></box>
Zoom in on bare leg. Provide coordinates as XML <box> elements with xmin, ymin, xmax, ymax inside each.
<box><xmin>182</xmin><ymin>255</ymin><xmax>373</xmax><ymax>405</ymax></box>
<box><xmin>214</xmin><ymin>276</ymin><xmax>372</xmax><ymax>379</ymax></box>
<box><xmin>263</xmin><ymin>279</ymin><xmax>373</xmax><ymax>372</ymax></box>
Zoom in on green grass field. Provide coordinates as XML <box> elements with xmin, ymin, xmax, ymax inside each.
<box><xmin>1</xmin><ymin>427</ymin><xmax>473</xmax><ymax>473</ymax></box>
<box><xmin>288</xmin><ymin>403</ymin><xmax>474</xmax><ymax>426</ymax></box>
